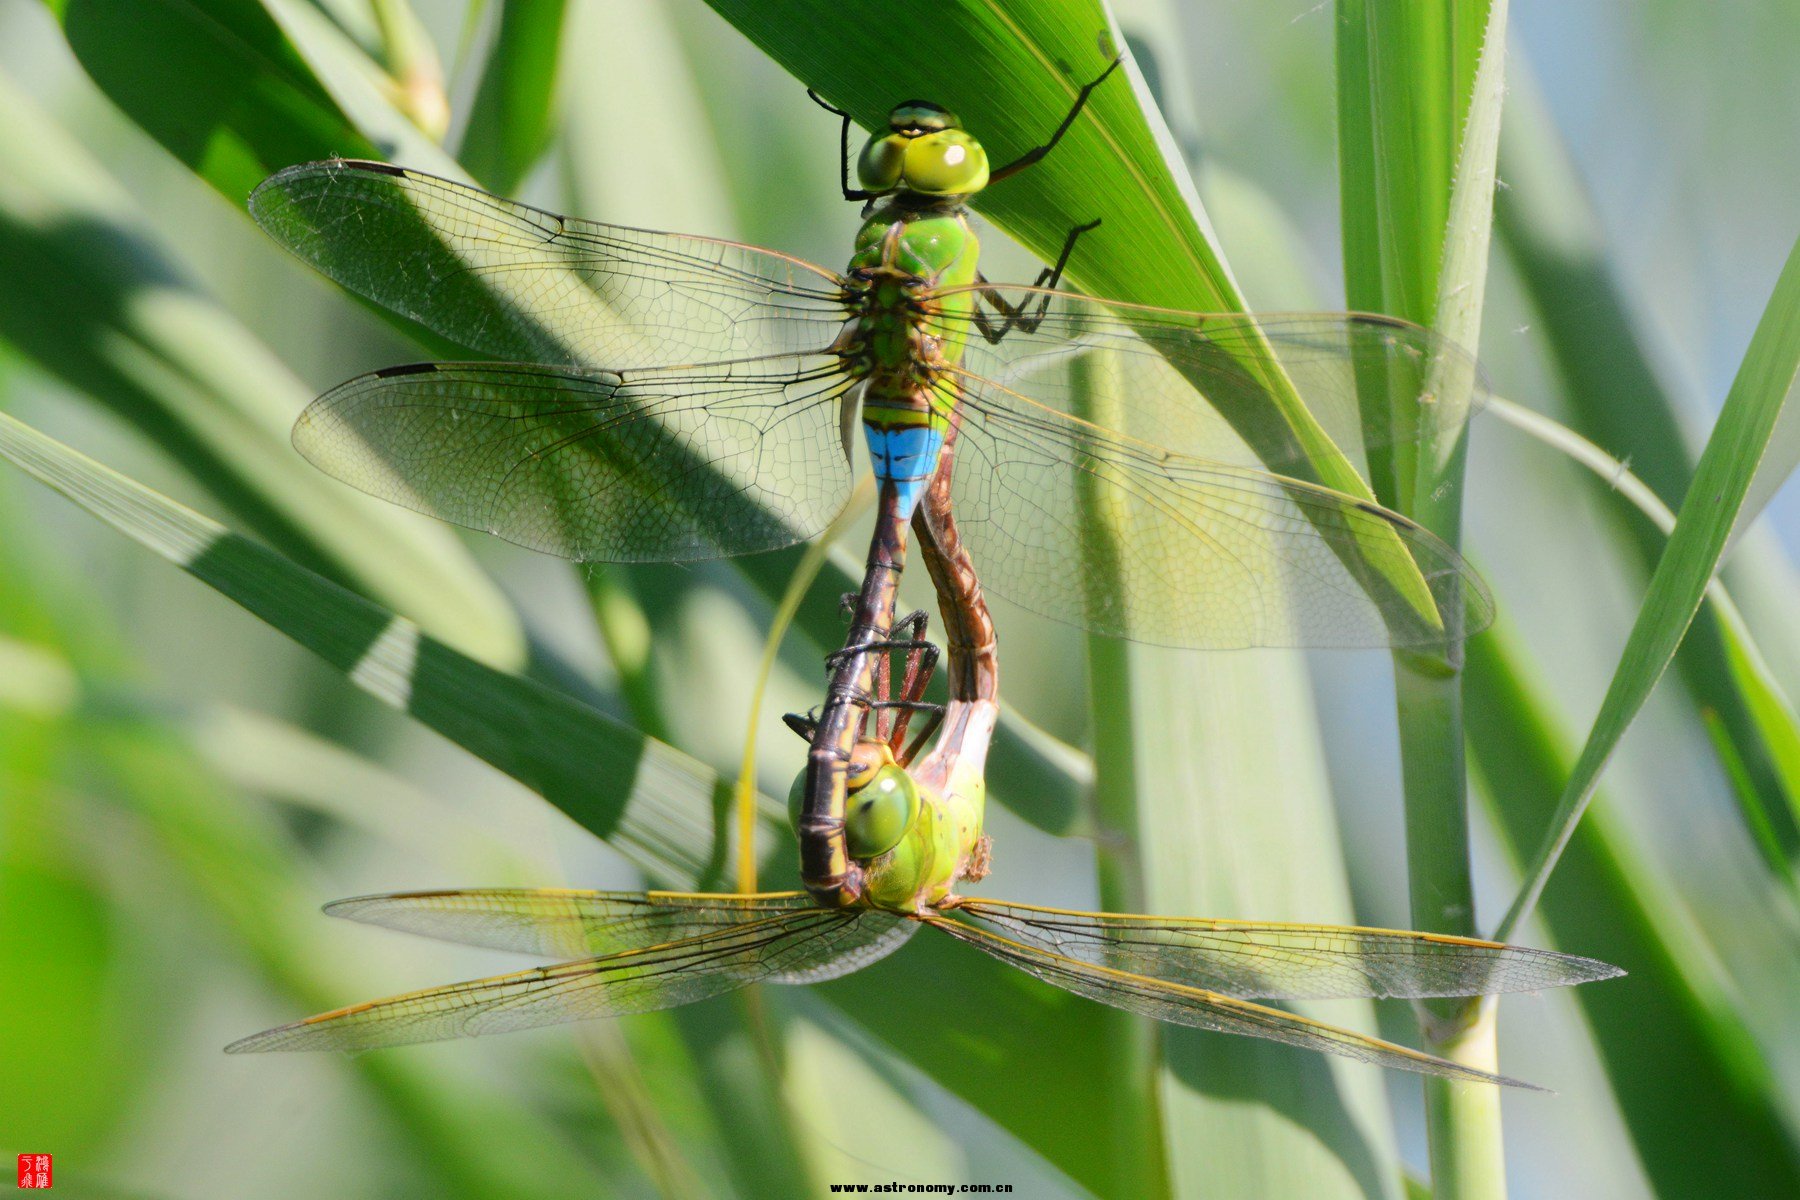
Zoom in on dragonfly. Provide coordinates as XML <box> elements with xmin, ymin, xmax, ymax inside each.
<box><xmin>251</xmin><ymin>60</ymin><xmax>1494</xmax><ymax>906</ymax></box>
<box><xmin>229</xmin><ymin>485</ymin><xmax>1619</xmax><ymax>1086</ymax></box>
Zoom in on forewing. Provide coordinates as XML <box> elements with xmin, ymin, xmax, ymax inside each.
<box><xmin>957</xmin><ymin>901</ymin><xmax>1622</xmax><ymax>1000</ymax></box>
<box><xmin>228</xmin><ymin>909</ymin><xmax>892</xmax><ymax>1052</ymax></box>
<box><xmin>945</xmin><ymin>372</ymin><xmax>1494</xmax><ymax>648</ymax></box>
<box><xmin>326</xmin><ymin>889</ymin><xmax>820</xmax><ymax>956</ymax></box>
<box><xmin>928</xmin><ymin>293</ymin><xmax>1483</xmax><ymax>478</ymax></box>
<box><xmin>292</xmin><ymin>358</ymin><xmax>852</xmax><ymax>560</ymax></box>
<box><xmin>929</xmin><ymin>918</ymin><xmax>1538</xmax><ymax>1088</ymax></box>
<box><xmin>326</xmin><ymin>888</ymin><xmax>916</xmax><ymax>982</ymax></box>
<box><xmin>251</xmin><ymin>161</ymin><xmax>853</xmax><ymax>368</ymax></box>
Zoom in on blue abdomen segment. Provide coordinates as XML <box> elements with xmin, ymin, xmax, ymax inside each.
<box><xmin>864</xmin><ymin>422</ymin><xmax>946</xmax><ymax>519</ymax></box>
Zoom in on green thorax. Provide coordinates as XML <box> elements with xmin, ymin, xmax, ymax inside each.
<box><xmin>846</xmin><ymin>203</ymin><xmax>982</xmax><ymax>401</ymax></box>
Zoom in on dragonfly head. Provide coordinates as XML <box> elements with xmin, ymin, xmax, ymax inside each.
<box><xmin>784</xmin><ymin>739</ymin><xmax>920</xmax><ymax>862</ymax></box>
<box><xmin>858</xmin><ymin>101</ymin><xmax>990</xmax><ymax>199</ymax></box>
<box><xmin>844</xmin><ymin>759</ymin><xmax>923</xmax><ymax>860</ymax></box>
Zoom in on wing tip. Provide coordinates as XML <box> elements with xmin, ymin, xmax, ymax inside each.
<box><xmin>1562</xmin><ymin>955</ymin><xmax>1628</xmax><ymax>986</ymax></box>
<box><xmin>224</xmin><ymin>1024</ymin><xmax>301</xmax><ymax>1055</ymax></box>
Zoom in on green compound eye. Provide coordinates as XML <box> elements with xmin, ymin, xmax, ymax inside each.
<box><xmin>856</xmin><ymin>135</ymin><xmax>907</xmax><ymax>193</ymax></box>
<box><xmin>844</xmin><ymin>764</ymin><xmax>921</xmax><ymax>859</ymax></box>
<box><xmin>901</xmin><ymin>129</ymin><xmax>989</xmax><ymax>195</ymax></box>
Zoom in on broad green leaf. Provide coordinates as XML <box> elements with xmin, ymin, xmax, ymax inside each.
<box><xmin>0</xmin><ymin>68</ymin><xmax>522</xmax><ymax>668</ymax></box>
<box><xmin>0</xmin><ymin>482</ymin><xmax>627</xmax><ymax>1199</ymax></box>
<box><xmin>52</xmin><ymin>0</ymin><xmax>378</xmax><ymax>199</ymax></box>
<box><xmin>0</xmin><ymin>404</ymin><xmax>768</xmax><ymax>888</ymax></box>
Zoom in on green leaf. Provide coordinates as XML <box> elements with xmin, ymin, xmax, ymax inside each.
<box><xmin>460</xmin><ymin>0</ymin><xmax>570</xmax><ymax>191</ymax></box>
<box><xmin>1497</xmin><ymin>226</ymin><xmax>1800</xmax><ymax>940</ymax></box>
<box><xmin>1467</xmin><ymin>626</ymin><xmax>1800</xmax><ymax>1198</ymax></box>
<box><xmin>0</xmin><ymin>403</ymin><xmax>760</xmax><ymax>888</ymax></box>
<box><xmin>0</xmin><ymin>483</ymin><xmax>628</xmax><ymax>1199</ymax></box>
<box><xmin>1496</xmin><ymin>51</ymin><xmax>1800</xmax><ymax>867</ymax></box>
<box><xmin>1476</xmin><ymin>395</ymin><xmax>1800</xmax><ymax>1193</ymax></box>
<box><xmin>0</xmin><ymin>68</ymin><xmax>522</xmax><ymax>668</ymax></box>
<box><xmin>1487</xmin><ymin>393</ymin><xmax>1800</xmax><ymax>862</ymax></box>
<box><xmin>54</xmin><ymin>0</ymin><xmax>377</xmax><ymax>199</ymax></box>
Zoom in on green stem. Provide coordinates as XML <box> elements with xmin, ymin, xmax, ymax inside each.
<box><xmin>1086</xmin><ymin>635</ymin><xmax>1171</xmax><ymax>1200</ymax></box>
<box><xmin>1396</xmin><ymin>660</ymin><xmax>1476</xmax><ymax>939</ymax></box>
<box><xmin>1340</xmin><ymin>0</ymin><xmax>1512</xmax><ymax>1193</ymax></box>
<box><xmin>1080</xmin><ymin>348</ymin><xmax>1173</xmax><ymax>1200</ymax></box>
<box><xmin>1418</xmin><ymin>1001</ymin><xmax>1506</xmax><ymax>1194</ymax></box>
<box><xmin>1394</xmin><ymin>655</ymin><xmax>1497</xmax><ymax>1200</ymax></box>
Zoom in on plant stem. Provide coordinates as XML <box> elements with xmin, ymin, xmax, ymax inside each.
<box><xmin>1340</xmin><ymin>0</ymin><xmax>1512</xmax><ymax>1194</ymax></box>
<box><xmin>1418</xmin><ymin>1000</ymin><xmax>1506</xmax><ymax>1196</ymax></box>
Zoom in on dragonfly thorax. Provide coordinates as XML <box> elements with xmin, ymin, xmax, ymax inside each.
<box><xmin>837</xmin><ymin>209</ymin><xmax>983</xmax><ymax>514</ymax></box>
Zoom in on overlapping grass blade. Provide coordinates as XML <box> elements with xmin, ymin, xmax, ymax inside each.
<box><xmin>1496</xmin><ymin>229</ymin><xmax>1800</xmax><ymax>939</ymax></box>
<box><xmin>0</xmin><ymin>404</ymin><xmax>1122</xmax><ymax>1190</ymax></box>
<box><xmin>0</xmin><ymin>68</ymin><xmax>521</xmax><ymax>668</ymax></box>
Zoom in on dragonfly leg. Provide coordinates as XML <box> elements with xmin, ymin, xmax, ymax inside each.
<box><xmin>887</xmin><ymin>611</ymin><xmax>942</xmax><ymax>755</ymax></box>
<box><xmin>824</xmin><ymin>607</ymin><xmax>946</xmax><ymax>748</ymax></box>
<box><xmin>897</xmin><ymin>704</ymin><xmax>945</xmax><ymax>768</ymax></box>
<box><xmin>987</xmin><ymin>55</ymin><xmax>1125</xmax><ymax>184</ymax></box>
<box><xmin>782</xmin><ymin>709</ymin><xmax>821</xmax><ymax>742</ymax></box>
<box><xmin>825</xmin><ymin>606</ymin><xmax>934</xmax><ymax>669</ymax></box>
<box><xmin>807</xmin><ymin>89</ymin><xmax>881</xmax><ymax>204</ymax></box>
<box><xmin>971</xmin><ymin>218</ymin><xmax>1101</xmax><ymax>344</ymax></box>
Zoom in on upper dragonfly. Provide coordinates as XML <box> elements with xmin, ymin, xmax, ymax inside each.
<box><xmin>254</xmin><ymin>63</ymin><xmax>1493</xmax><ymax>903</ymax></box>
<box><xmin>251</xmin><ymin>64</ymin><xmax>1492</xmax><ymax>661</ymax></box>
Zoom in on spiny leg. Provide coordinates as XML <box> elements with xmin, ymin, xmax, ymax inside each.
<box><xmin>825</xmin><ymin>606</ymin><xmax>936</xmax><ymax>672</ymax></box>
<box><xmin>801</xmin><ymin>607</ymin><xmax>944</xmax><ymax>759</ymax></box>
<box><xmin>881</xmin><ymin>610</ymin><xmax>942</xmax><ymax>758</ymax></box>
<box><xmin>829</xmin><ymin>613</ymin><xmax>936</xmax><ymax>732</ymax></box>
<box><xmin>972</xmin><ymin>218</ymin><xmax>1101</xmax><ymax>344</ymax></box>
<box><xmin>987</xmin><ymin>55</ymin><xmax>1125</xmax><ymax>184</ymax></box>
<box><xmin>807</xmin><ymin>89</ymin><xmax>879</xmax><ymax>205</ymax></box>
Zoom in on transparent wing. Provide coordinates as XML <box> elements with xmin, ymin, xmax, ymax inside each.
<box><xmin>956</xmin><ymin>900</ymin><xmax>1622</xmax><ymax>1001</ymax></box>
<box><xmin>325</xmin><ymin>888</ymin><xmax>916</xmax><ymax>983</ymax></box>
<box><xmin>945</xmin><ymin>368</ymin><xmax>1494</xmax><ymax>648</ymax></box>
<box><xmin>292</xmin><ymin>357</ymin><xmax>852</xmax><ymax>560</ymax></box>
<box><xmin>327</xmin><ymin>889</ymin><xmax>821</xmax><ymax>955</ymax></box>
<box><xmin>928</xmin><ymin>917</ymin><xmax>1538</xmax><ymax>1088</ymax></box>
<box><xmin>927</xmin><ymin>293</ymin><xmax>1483</xmax><ymax>478</ymax></box>
<box><xmin>251</xmin><ymin>161</ymin><xmax>854</xmax><ymax>368</ymax></box>
<box><xmin>228</xmin><ymin>908</ymin><xmax>903</xmax><ymax>1052</ymax></box>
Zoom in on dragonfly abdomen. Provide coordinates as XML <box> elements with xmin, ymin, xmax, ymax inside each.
<box><xmin>862</xmin><ymin>401</ymin><xmax>948</xmax><ymax>518</ymax></box>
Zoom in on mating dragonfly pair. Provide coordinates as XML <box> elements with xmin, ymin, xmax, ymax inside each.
<box><xmin>229</xmin><ymin>59</ymin><xmax>1619</xmax><ymax>1086</ymax></box>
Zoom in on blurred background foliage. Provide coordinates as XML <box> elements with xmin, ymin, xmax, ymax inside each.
<box><xmin>1</xmin><ymin>1</ymin><xmax>1798</xmax><ymax>1197</ymax></box>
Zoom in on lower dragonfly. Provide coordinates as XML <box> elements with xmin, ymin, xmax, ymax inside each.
<box><xmin>229</xmin><ymin>463</ymin><xmax>1621</xmax><ymax>1087</ymax></box>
